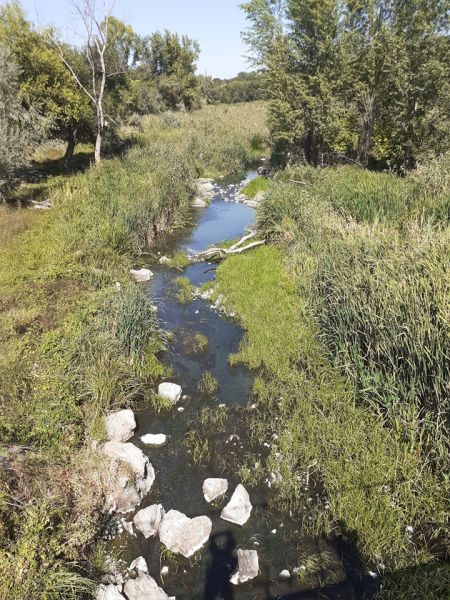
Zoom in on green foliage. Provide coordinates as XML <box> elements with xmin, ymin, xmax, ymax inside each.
<box><xmin>173</xmin><ymin>276</ymin><xmax>194</xmax><ymax>304</ymax></box>
<box><xmin>242</xmin><ymin>0</ymin><xmax>450</xmax><ymax>169</ymax></box>
<box><xmin>0</xmin><ymin>43</ymin><xmax>46</xmax><ymax>197</ymax></box>
<box><xmin>197</xmin><ymin>371</ymin><xmax>219</xmax><ymax>397</ymax></box>
<box><xmin>185</xmin><ymin>333</ymin><xmax>209</xmax><ymax>355</ymax></box>
<box><xmin>215</xmin><ymin>244</ymin><xmax>447</xmax><ymax>571</ymax></box>
<box><xmin>241</xmin><ymin>175</ymin><xmax>270</xmax><ymax>198</ymax></box>
<box><xmin>199</xmin><ymin>71</ymin><xmax>266</xmax><ymax>105</ymax></box>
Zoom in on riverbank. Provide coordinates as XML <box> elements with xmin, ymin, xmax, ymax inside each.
<box><xmin>0</xmin><ymin>102</ymin><xmax>268</xmax><ymax>599</ymax></box>
<box><xmin>213</xmin><ymin>162</ymin><xmax>449</xmax><ymax>598</ymax></box>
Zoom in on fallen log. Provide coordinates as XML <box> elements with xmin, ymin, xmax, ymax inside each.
<box><xmin>196</xmin><ymin>231</ymin><xmax>266</xmax><ymax>260</ymax></box>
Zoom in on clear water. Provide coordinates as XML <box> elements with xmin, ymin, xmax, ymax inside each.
<box><xmin>111</xmin><ymin>179</ymin><xmax>376</xmax><ymax>599</ymax></box>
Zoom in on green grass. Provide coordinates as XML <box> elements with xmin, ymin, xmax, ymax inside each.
<box><xmin>215</xmin><ymin>245</ymin><xmax>447</xmax><ymax>572</ymax></box>
<box><xmin>184</xmin><ymin>333</ymin><xmax>209</xmax><ymax>355</ymax></box>
<box><xmin>241</xmin><ymin>175</ymin><xmax>270</xmax><ymax>198</ymax></box>
<box><xmin>173</xmin><ymin>276</ymin><xmax>194</xmax><ymax>304</ymax></box>
<box><xmin>0</xmin><ymin>102</ymin><xmax>268</xmax><ymax>598</ymax></box>
<box><xmin>197</xmin><ymin>370</ymin><xmax>219</xmax><ymax>397</ymax></box>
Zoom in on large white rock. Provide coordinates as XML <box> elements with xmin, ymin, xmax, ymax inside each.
<box><xmin>141</xmin><ymin>433</ymin><xmax>167</xmax><ymax>447</ymax></box>
<box><xmin>198</xmin><ymin>181</ymin><xmax>215</xmax><ymax>194</ymax></box>
<box><xmin>191</xmin><ymin>197</ymin><xmax>207</xmax><ymax>208</ymax></box>
<box><xmin>220</xmin><ymin>484</ymin><xmax>252</xmax><ymax>526</ymax></box>
<box><xmin>106</xmin><ymin>409</ymin><xmax>136</xmax><ymax>442</ymax></box>
<box><xmin>158</xmin><ymin>383</ymin><xmax>182</xmax><ymax>404</ymax></box>
<box><xmin>124</xmin><ymin>573</ymin><xmax>168</xmax><ymax>600</ymax></box>
<box><xmin>230</xmin><ymin>550</ymin><xmax>259</xmax><ymax>585</ymax></box>
<box><xmin>102</xmin><ymin>443</ymin><xmax>155</xmax><ymax>514</ymax></box>
<box><xmin>96</xmin><ymin>584</ymin><xmax>125</xmax><ymax>600</ymax></box>
<box><xmin>102</xmin><ymin>442</ymin><xmax>149</xmax><ymax>477</ymax></box>
<box><xmin>130</xmin><ymin>268</ymin><xmax>153</xmax><ymax>282</ymax></box>
<box><xmin>159</xmin><ymin>510</ymin><xmax>212</xmax><ymax>558</ymax></box>
<box><xmin>129</xmin><ymin>556</ymin><xmax>148</xmax><ymax>573</ymax></box>
<box><xmin>133</xmin><ymin>504</ymin><xmax>165</xmax><ymax>539</ymax></box>
<box><xmin>203</xmin><ymin>478</ymin><xmax>228</xmax><ymax>503</ymax></box>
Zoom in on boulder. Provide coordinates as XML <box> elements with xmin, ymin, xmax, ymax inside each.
<box><xmin>102</xmin><ymin>442</ymin><xmax>149</xmax><ymax>477</ymax></box>
<box><xmin>220</xmin><ymin>484</ymin><xmax>252</xmax><ymax>526</ymax></box>
<box><xmin>230</xmin><ymin>550</ymin><xmax>259</xmax><ymax>585</ymax></box>
<box><xmin>198</xmin><ymin>181</ymin><xmax>215</xmax><ymax>194</ymax></box>
<box><xmin>102</xmin><ymin>443</ymin><xmax>155</xmax><ymax>514</ymax></box>
<box><xmin>130</xmin><ymin>268</ymin><xmax>153</xmax><ymax>282</ymax></box>
<box><xmin>244</xmin><ymin>200</ymin><xmax>259</xmax><ymax>209</ymax></box>
<box><xmin>129</xmin><ymin>556</ymin><xmax>148</xmax><ymax>573</ymax></box>
<box><xmin>133</xmin><ymin>504</ymin><xmax>165</xmax><ymax>539</ymax></box>
<box><xmin>191</xmin><ymin>198</ymin><xmax>207</xmax><ymax>208</ymax></box>
<box><xmin>124</xmin><ymin>573</ymin><xmax>168</xmax><ymax>600</ymax></box>
<box><xmin>203</xmin><ymin>478</ymin><xmax>228</xmax><ymax>503</ymax></box>
<box><xmin>159</xmin><ymin>256</ymin><xmax>171</xmax><ymax>265</ymax></box>
<box><xmin>105</xmin><ymin>409</ymin><xmax>136</xmax><ymax>442</ymax></box>
<box><xmin>141</xmin><ymin>433</ymin><xmax>167</xmax><ymax>447</ymax></box>
<box><xmin>254</xmin><ymin>191</ymin><xmax>267</xmax><ymax>202</ymax></box>
<box><xmin>158</xmin><ymin>382</ymin><xmax>182</xmax><ymax>404</ymax></box>
<box><xmin>96</xmin><ymin>584</ymin><xmax>125</xmax><ymax>600</ymax></box>
<box><xmin>159</xmin><ymin>510</ymin><xmax>212</xmax><ymax>558</ymax></box>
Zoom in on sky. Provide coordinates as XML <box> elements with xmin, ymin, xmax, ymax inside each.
<box><xmin>16</xmin><ymin>0</ymin><xmax>252</xmax><ymax>78</ymax></box>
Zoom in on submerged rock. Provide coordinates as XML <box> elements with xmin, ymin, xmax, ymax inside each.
<box><xmin>159</xmin><ymin>509</ymin><xmax>212</xmax><ymax>558</ymax></box>
<box><xmin>130</xmin><ymin>268</ymin><xmax>153</xmax><ymax>282</ymax></box>
<box><xmin>279</xmin><ymin>569</ymin><xmax>291</xmax><ymax>580</ymax></box>
<box><xmin>133</xmin><ymin>504</ymin><xmax>165</xmax><ymax>539</ymax></box>
<box><xmin>220</xmin><ymin>484</ymin><xmax>252</xmax><ymax>526</ymax></box>
<box><xmin>141</xmin><ymin>433</ymin><xmax>167</xmax><ymax>447</ymax></box>
<box><xmin>124</xmin><ymin>573</ymin><xmax>168</xmax><ymax>600</ymax></box>
<box><xmin>96</xmin><ymin>584</ymin><xmax>125</xmax><ymax>600</ymax></box>
<box><xmin>158</xmin><ymin>382</ymin><xmax>182</xmax><ymax>404</ymax></box>
<box><xmin>105</xmin><ymin>409</ymin><xmax>136</xmax><ymax>442</ymax></box>
<box><xmin>230</xmin><ymin>549</ymin><xmax>259</xmax><ymax>585</ymax></box>
<box><xmin>203</xmin><ymin>478</ymin><xmax>228</xmax><ymax>503</ymax></box>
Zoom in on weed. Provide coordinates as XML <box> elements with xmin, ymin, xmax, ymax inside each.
<box><xmin>197</xmin><ymin>371</ymin><xmax>219</xmax><ymax>397</ymax></box>
<box><xmin>241</xmin><ymin>176</ymin><xmax>270</xmax><ymax>198</ymax></box>
<box><xmin>185</xmin><ymin>333</ymin><xmax>209</xmax><ymax>355</ymax></box>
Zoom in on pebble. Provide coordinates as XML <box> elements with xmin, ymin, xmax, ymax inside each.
<box><xmin>279</xmin><ymin>569</ymin><xmax>291</xmax><ymax>579</ymax></box>
<box><xmin>177</xmin><ymin>407</ymin><xmax>185</xmax><ymax>412</ymax></box>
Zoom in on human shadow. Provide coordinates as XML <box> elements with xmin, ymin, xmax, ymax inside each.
<box><xmin>203</xmin><ymin>531</ymin><xmax>238</xmax><ymax>600</ymax></box>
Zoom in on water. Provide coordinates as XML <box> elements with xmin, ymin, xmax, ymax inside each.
<box><xmin>111</xmin><ymin>178</ymin><xmax>375</xmax><ymax>599</ymax></box>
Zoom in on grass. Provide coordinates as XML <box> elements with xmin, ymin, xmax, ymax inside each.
<box><xmin>241</xmin><ymin>175</ymin><xmax>270</xmax><ymax>198</ymax></box>
<box><xmin>164</xmin><ymin>251</ymin><xmax>190</xmax><ymax>269</ymax></box>
<box><xmin>184</xmin><ymin>333</ymin><xmax>209</xmax><ymax>355</ymax></box>
<box><xmin>197</xmin><ymin>371</ymin><xmax>219</xmax><ymax>397</ymax></box>
<box><xmin>0</xmin><ymin>102</ymin><xmax>268</xmax><ymax>598</ymax></box>
<box><xmin>215</xmin><ymin>245</ymin><xmax>447</xmax><ymax>573</ymax></box>
<box><xmin>172</xmin><ymin>276</ymin><xmax>194</xmax><ymax>304</ymax></box>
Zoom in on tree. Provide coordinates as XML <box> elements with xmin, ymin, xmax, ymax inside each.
<box><xmin>55</xmin><ymin>1</ymin><xmax>136</xmax><ymax>163</ymax></box>
<box><xmin>0</xmin><ymin>2</ymin><xmax>92</xmax><ymax>169</ymax></box>
<box><xmin>140</xmin><ymin>31</ymin><xmax>201</xmax><ymax>110</ymax></box>
<box><xmin>0</xmin><ymin>44</ymin><xmax>46</xmax><ymax>199</ymax></box>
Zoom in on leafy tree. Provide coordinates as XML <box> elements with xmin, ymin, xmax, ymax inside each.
<box><xmin>0</xmin><ymin>2</ymin><xmax>93</xmax><ymax>169</ymax></box>
<box><xmin>140</xmin><ymin>30</ymin><xmax>201</xmax><ymax>110</ymax></box>
<box><xmin>0</xmin><ymin>44</ymin><xmax>46</xmax><ymax>199</ymax></box>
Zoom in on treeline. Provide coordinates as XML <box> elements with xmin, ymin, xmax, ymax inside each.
<box><xmin>242</xmin><ymin>0</ymin><xmax>450</xmax><ymax>170</ymax></box>
<box><xmin>199</xmin><ymin>71</ymin><xmax>266</xmax><ymax>104</ymax></box>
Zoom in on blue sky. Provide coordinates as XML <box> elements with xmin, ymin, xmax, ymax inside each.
<box><xmin>16</xmin><ymin>0</ymin><xmax>251</xmax><ymax>78</ymax></box>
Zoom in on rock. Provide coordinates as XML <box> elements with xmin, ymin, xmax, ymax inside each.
<box><xmin>122</xmin><ymin>520</ymin><xmax>135</xmax><ymax>536</ymax></box>
<box><xmin>161</xmin><ymin>566</ymin><xmax>169</xmax><ymax>576</ymax></box>
<box><xmin>220</xmin><ymin>484</ymin><xmax>252</xmax><ymax>526</ymax></box>
<box><xmin>96</xmin><ymin>584</ymin><xmax>125</xmax><ymax>600</ymax></box>
<box><xmin>133</xmin><ymin>504</ymin><xmax>165</xmax><ymax>539</ymax></box>
<box><xmin>203</xmin><ymin>478</ymin><xmax>228</xmax><ymax>503</ymax></box>
<box><xmin>254</xmin><ymin>191</ymin><xmax>267</xmax><ymax>202</ymax></box>
<box><xmin>141</xmin><ymin>433</ymin><xmax>167</xmax><ymax>447</ymax></box>
<box><xmin>159</xmin><ymin>510</ymin><xmax>212</xmax><ymax>558</ymax></box>
<box><xmin>124</xmin><ymin>573</ymin><xmax>168</xmax><ymax>600</ymax></box>
<box><xmin>105</xmin><ymin>409</ymin><xmax>136</xmax><ymax>442</ymax></box>
<box><xmin>102</xmin><ymin>442</ymin><xmax>149</xmax><ymax>478</ymax></box>
<box><xmin>102</xmin><ymin>443</ymin><xmax>155</xmax><ymax>514</ymax></box>
<box><xmin>198</xmin><ymin>181</ymin><xmax>215</xmax><ymax>194</ymax></box>
<box><xmin>129</xmin><ymin>556</ymin><xmax>148</xmax><ymax>573</ymax></box>
<box><xmin>230</xmin><ymin>550</ymin><xmax>259</xmax><ymax>585</ymax></box>
<box><xmin>159</xmin><ymin>256</ymin><xmax>171</xmax><ymax>265</ymax></box>
<box><xmin>130</xmin><ymin>268</ymin><xmax>153</xmax><ymax>282</ymax></box>
<box><xmin>191</xmin><ymin>198</ymin><xmax>207</xmax><ymax>208</ymax></box>
<box><xmin>244</xmin><ymin>200</ymin><xmax>259</xmax><ymax>209</ymax></box>
<box><xmin>158</xmin><ymin>382</ymin><xmax>182</xmax><ymax>404</ymax></box>
<box><xmin>279</xmin><ymin>569</ymin><xmax>291</xmax><ymax>579</ymax></box>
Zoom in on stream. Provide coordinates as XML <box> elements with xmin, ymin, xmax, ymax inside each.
<box><xmin>110</xmin><ymin>175</ymin><xmax>372</xmax><ymax>599</ymax></box>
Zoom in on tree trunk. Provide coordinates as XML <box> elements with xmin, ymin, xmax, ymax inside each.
<box><xmin>94</xmin><ymin>125</ymin><xmax>103</xmax><ymax>164</ymax></box>
<box><xmin>63</xmin><ymin>128</ymin><xmax>77</xmax><ymax>171</ymax></box>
